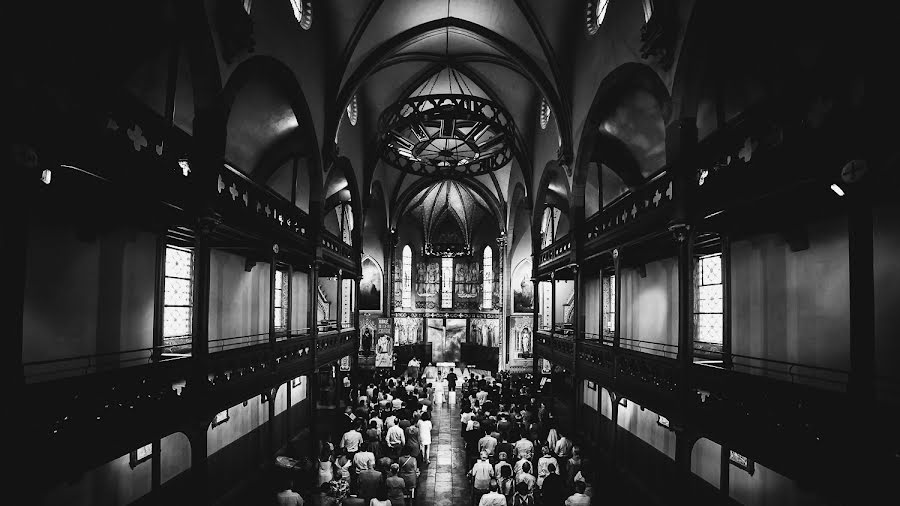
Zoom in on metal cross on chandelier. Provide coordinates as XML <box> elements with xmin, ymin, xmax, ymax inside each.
<box><xmin>377</xmin><ymin>1</ymin><xmax>515</xmax><ymax>176</ymax></box>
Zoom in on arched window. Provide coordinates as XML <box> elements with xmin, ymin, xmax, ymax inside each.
<box><xmin>347</xmin><ymin>95</ymin><xmax>359</xmax><ymax>126</ymax></box>
<box><xmin>539</xmin><ymin>98</ymin><xmax>551</xmax><ymax>130</ymax></box>
<box><xmin>641</xmin><ymin>0</ymin><xmax>653</xmax><ymax>23</ymax></box>
<box><xmin>339</xmin><ymin>202</ymin><xmax>353</xmax><ymax>245</ymax></box>
<box><xmin>586</xmin><ymin>0</ymin><xmax>610</xmax><ymax>35</ymax></box>
<box><xmin>541</xmin><ymin>207</ymin><xmax>559</xmax><ymax>248</ymax></box>
<box><xmin>402</xmin><ymin>246</ymin><xmax>412</xmax><ymax>308</ymax></box>
<box><xmin>289</xmin><ymin>0</ymin><xmax>313</xmax><ymax>30</ymax></box>
<box><xmin>482</xmin><ymin>246</ymin><xmax>493</xmax><ymax>309</ymax></box>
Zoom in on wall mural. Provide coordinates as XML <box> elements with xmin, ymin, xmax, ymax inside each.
<box><xmin>512</xmin><ymin>259</ymin><xmax>534</xmax><ymax>314</ymax></box>
<box><xmin>394</xmin><ymin>317</ymin><xmax>423</xmax><ymax>345</ymax></box>
<box><xmin>510</xmin><ymin>315</ymin><xmax>533</xmax><ymax>357</ymax></box>
<box><xmin>471</xmin><ymin>318</ymin><xmax>500</xmax><ymax>347</ymax></box>
<box><xmin>360</xmin><ymin>257</ymin><xmax>383</xmax><ymax>312</ymax></box>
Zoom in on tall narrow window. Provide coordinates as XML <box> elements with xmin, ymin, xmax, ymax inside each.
<box><xmin>541</xmin><ymin>207</ymin><xmax>558</xmax><ymax>248</ymax></box>
<box><xmin>695</xmin><ymin>253</ymin><xmax>723</xmax><ymax>347</ymax></box>
<box><xmin>482</xmin><ymin>246</ymin><xmax>493</xmax><ymax>309</ymax></box>
<box><xmin>641</xmin><ymin>0</ymin><xmax>654</xmax><ymax>23</ymax></box>
<box><xmin>602</xmin><ymin>274</ymin><xmax>616</xmax><ymax>340</ymax></box>
<box><xmin>441</xmin><ymin>257</ymin><xmax>453</xmax><ymax>308</ymax></box>
<box><xmin>164</xmin><ymin>246</ymin><xmax>193</xmax><ymax>340</ymax></box>
<box><xmin>402</xmin><ymin>246</ymin><xmax>412</xmax><ymax>308</ymax></box>
<box><xmin>274</xmin><ymin>269</ymin><xmax>288</xmax><ymax>330</ymax></box>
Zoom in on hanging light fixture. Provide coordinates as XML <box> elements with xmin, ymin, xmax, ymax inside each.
<box><xmin>377</xmin><ymin>1</ymin><xmax>515</xmax><ymax>177</ymax></box>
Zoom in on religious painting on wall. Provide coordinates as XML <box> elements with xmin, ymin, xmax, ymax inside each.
<box><xmin>360</xmin><ymin>257</ymin><xmax>383</xmax><ymax>312</ymax></box>
<box><xmin>394</xmin><ymin>317</ymin><xmax>423</xmax><ymax>346</ymax></box>
<box><xmin>512</xmin><ymin>259</ymin><xmax>534</xmax><ymax>314</ymax></box>
<box><xmin>471</xmin><ymin>318</ymin><xmax>500</xmax><ymax>347</ymax></box>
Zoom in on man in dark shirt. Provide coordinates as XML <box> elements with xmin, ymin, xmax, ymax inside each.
<box><xmin>446</xmin><ymin>370</ymin><xmax>458</xmax><ymax>391</ymax></box>
<box><xmin>357</xmin><ymin>462</ymin><xmax>383</xmax><ymax>504</ymax></box>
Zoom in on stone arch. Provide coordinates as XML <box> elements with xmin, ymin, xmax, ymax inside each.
<box><xmin>572</xmin><ymin>63</ymin><xmax>671</xmax><ymax>221</ymax></box>
<box><xmin>221</xmin><ymin>55</ymin><xmax>324</xmax><ymax>225</ymax></box>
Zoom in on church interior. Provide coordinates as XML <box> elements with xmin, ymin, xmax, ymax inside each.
<box><xmin>9</xmin><ymin>0</ymin><xmax>897</xmax><ymax>505</ymax></box>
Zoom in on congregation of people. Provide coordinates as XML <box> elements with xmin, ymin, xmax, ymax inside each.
<box><xmin>273</xmin><ymin>366</ymin><xmax>594</xmax><ymax>506</ymax></box>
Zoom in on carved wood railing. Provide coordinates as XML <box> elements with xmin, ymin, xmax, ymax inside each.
<box><xmin>583</xmin><ymin>171</ymin><xmax>675</xmax><ymax>252</ymax></box>
<box><xmin>320</xmin><ymin>229</ymin><xmax>354</xmax><ymax>263</ymax></box>
<box><xmin>215</xmin><ymin>163</ymin><xmax>310</xmax><ymax>242</ymax></box>
<box><xmin>538</xmin><ymin>234</ymin><xmax>572</xmax><ymax>270</ymax></box>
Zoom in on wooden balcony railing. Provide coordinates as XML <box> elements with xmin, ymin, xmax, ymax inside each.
<box><xmin>320</xmin><ymin>229</ymin><xmax>354</xmax><ymax>262</ymax></box>
<box><xmin>583</xmin><ymin>171</ymin><xmax>675</xmax><ymax>249</ymax></box>
<box><xmin>216</xmin><ymin>163</ymin><xmax>310</xmax><ymax>241</ymax></box>
<box><xmin>538</xmin><ymin>234</ymin><xmax>572</xmax><ymax>269</ymax></box>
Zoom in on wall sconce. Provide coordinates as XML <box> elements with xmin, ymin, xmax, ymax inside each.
<box><xmin>40</xmin><ymin>168</ymin><xmax>52</xmax><ymax>185</ymax></box>
<box><xmin>668</xmin><ymin>223</ymin><xmax>690</xmax><ymax>243</ymax></box>
<box><xmin>618</xmin><ymin>397</ymin><xmax>628</xmax><ymax>407</ymax></box>
<box><xmin>657</xmin><ymin>415</ymin><xmax>670</xmax><ymax>429</ymax></box>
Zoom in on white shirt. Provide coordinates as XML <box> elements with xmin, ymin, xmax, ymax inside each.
<box><xmin>565</xmin><ymin>493</ymin><xmax>591</xmax><ymax>506</ymax></box>
<box><xmin>340</xmin><ymin>429</ymin><xmax>363</xmax><ymax>453</ymax></box>
<box><xmin>478</xmin><ymin>491</ymin><xmax>508</xmax><ymax>506</ymax></box>
<box><xmin>386</xmin><ymin>425</ymin><xmax>406</xmax><ymax>447</ymax></box>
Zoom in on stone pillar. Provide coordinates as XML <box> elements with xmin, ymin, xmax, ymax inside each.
<box><xmin>336</xmin><ymin>269</ymin><xmax>343</xmax><ymax>331</ymax></box>
<box><xmin>308</xmin><ymin>262</ymin><xmax>320</xmax><ymax>458</ymax></box>
<box><xmin>269</xmin><ymin>243</ymin><xmax>278</xmax><ymax>348</ymax></box>
<box><xmin>613</xmin><ymin>248</ymin><xmax>622</xmax><ymax>350</ymax></box>
<box><xmin>673</xmin><ymin>224</ymin><xmax>694</xmax><ymax>392</ymax></box>
<box><xmin>190</xmin><ymin>216</ymin><xmax>216</xmax><ymax>393</ymax></box>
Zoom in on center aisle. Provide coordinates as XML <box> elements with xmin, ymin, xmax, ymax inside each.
<box><xmin>416</xmin><ymin>392</ymin><xmax>471</xmax><ymax>506</ymax></box>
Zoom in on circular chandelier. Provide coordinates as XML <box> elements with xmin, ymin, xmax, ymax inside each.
<box><xmin>378</xmin><ymin>86</ymin><xmax>515</xmax><ymax>177</ymax></box>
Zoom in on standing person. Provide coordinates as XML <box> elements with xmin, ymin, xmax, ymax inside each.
<box><xmin>385</xmin><ymin>463</ymin><xmax>407</xmax><ymax>506</ymax></box>
<box><xmin>540</xmin><ymin>463</ymin><xmax>566</xmax><ymax>506</ymax></box>
<box><xmin>398</xmin><ymin>445</ymin><xmax>420</xmax><ymax>501</ymax></box>
<box><xmin>478</xmin><ymin>480</ymin><xmax>508</xmax><ymax>506</ymax></box>
<box><xmin>447</xmin><ymin>369</ymin><xmax>458</xmax><ymax>393</ymax></box>
<box><xmin>564</xmin><ymin>480</ymin><xmax>591</xmax><ymax>506</ymax></box>
<box><xmin>416</xmin><ymin>411</ymin><xmax>433</xmax><ymax>464</ymax></box>
<box><xmin>318</xmin><ymin>448</ymin><xmax>336</xmax><ymax>487</ymax></box>
<box><xmin>340</xmin><ymin>423</ymin><xmax>363</xmax><ymax>462</ymax></box>
<box><xmin>275</xmin><ymin>477</ymin><xmax>304</xmax><ymax>506</ymax></box>
<box><xmin>385</xmin><ymin>417</ymin><xmax>406</xmax><ymax>459</ymax></box>
<box><xmin>498</xmin><ymin>465</ymin><xmax>516</xmax><ymax>505</ymax></box>
<box><xmin>536</xmin><ymin>446</ymin><xmax>559</xmax><ymax>489</ymax></box>
<box><xmin>512</xmin><ymin>481</ymin><xmax>535</xmax><ymax>506</ymax></box>
<box><xmin>469</xmin><ymin>451</ymin><xmax>495</xmax><ymax>506</ymax></box>
<box><xmin>357</xmin><ymin>462</ymin><xmax>383</xmax><ymax>505</ymax></box>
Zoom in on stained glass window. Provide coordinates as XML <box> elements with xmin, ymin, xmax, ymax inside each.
<box><xmin>541</xmin><ymin>207</ymin><xmax>558</xmax><ymax>248</ymax></box>
<box><xmin>274</xmin><ymin>270</ymin><xmax>288</xmax><ymax>330</ymax></box>
<box><xmin>602</xmin><ymin>275</ymin><xmax>616</xmax><ymax>339</ymax></box>
<box><xmin>289</xmin><ymin>0</ymin><xmax>312</xmax><ymax>29</ymax></box>
<box><xmin>694</xmin><ymin>253</ymin><xmax>723</xmax><ymax>344</ymax></box>
<box><xmin>402</xmin><ymin>246</ymin><xmax>412</xmax><ymax>308</ymax></box>
<box><xmin>482</xmin><ymin>246</ymin><xmax>493</xmax><ymax>309</ymax></box>
<box><xmin>642</xmin><ymin>0</ymin><xmax>654</xmax><ymax>23</ymax></box>
<box><xmin>539</xmin><ymin>98</ymin><xmax>551</xmax><ymax>130</ymax></box>
<box><xmin>596</xmin><ymin>0</ymin><xmax>610</xmax><ymax>26</ymax></box>
<box><xmin>164</xmin><ymin>246</ymin><xmax>193</xmax><ymax>339</ymax></box>
<box><xmin>441</xmin><ymin>257</ymin><xmax>453</xmax><ymax>309</ymax></box>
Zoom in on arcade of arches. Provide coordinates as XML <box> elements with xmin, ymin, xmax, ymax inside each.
<box><xmin>9</xmin><ymin>1</ymin><xmax>896</xmax><ymax>505</ymax></box>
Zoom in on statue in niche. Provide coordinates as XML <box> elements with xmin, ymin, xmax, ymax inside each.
<box><xmin>521</xmin><ymin>326</ymin><xmax>532</xmax><ymax>355</ymax></box>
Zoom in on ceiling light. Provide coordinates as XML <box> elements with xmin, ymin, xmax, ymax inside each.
<box><xmin>830</xmin><ymin>183</ymin><xmax>844</xmax><ymax>196</ymax></box>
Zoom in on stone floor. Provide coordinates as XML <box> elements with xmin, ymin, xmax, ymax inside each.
<box><xmin>415</xmin><ymin>391</ymin><xmax>471</xmax><ymax>506</ymax></box>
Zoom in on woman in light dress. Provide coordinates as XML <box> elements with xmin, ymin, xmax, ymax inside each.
<box><xmin>417</xmin><ymin>411</ymin><xmax>433</xmax><ymax>464</ymax></box>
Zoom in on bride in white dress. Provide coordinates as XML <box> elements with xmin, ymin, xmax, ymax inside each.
<box><xmin>433</xmin><ymin>371</ymin><xmax>445</xmax><ymax>406</ymax></box>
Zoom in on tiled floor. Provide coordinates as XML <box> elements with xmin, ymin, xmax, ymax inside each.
<box><xmin>416</xmin><ymin>391</ymin><xmax>471</xmax><ymax>506</ymax></box>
